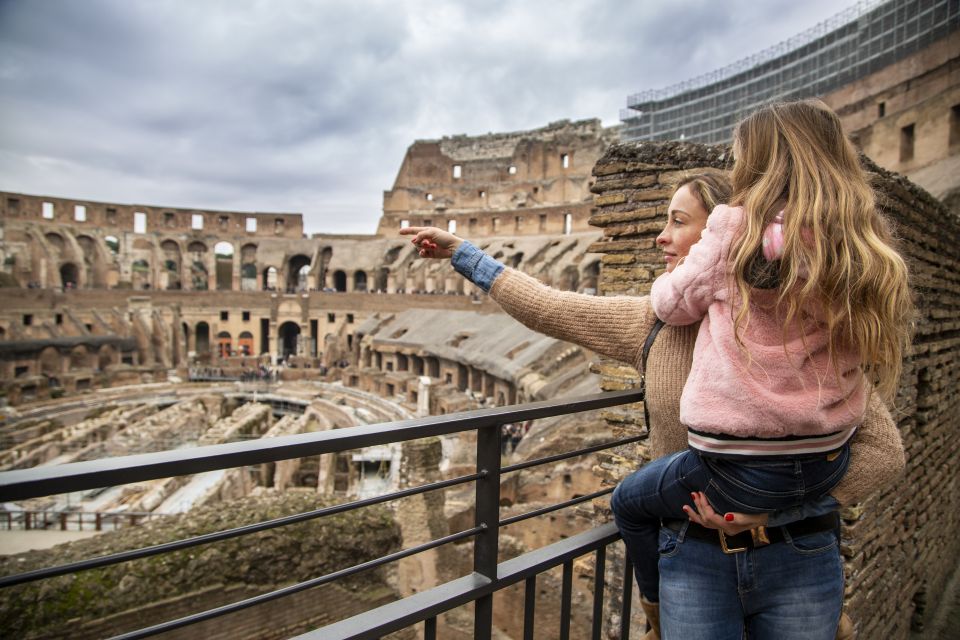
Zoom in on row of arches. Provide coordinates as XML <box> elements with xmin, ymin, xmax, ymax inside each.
<box><xmin>188</xmin><ymin>321</ymin><xmax>302</xmax><ymax>359</ymax></box>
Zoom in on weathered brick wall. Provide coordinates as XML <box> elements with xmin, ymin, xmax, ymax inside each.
<box><xmin>586</xmin><ymin>141</ymin><xmax>960</xmax><ymax>638</ymax></box>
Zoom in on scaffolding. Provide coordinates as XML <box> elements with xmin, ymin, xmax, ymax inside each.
<box><xmin>620</xmin><ymin>0</ymin><xmax>960</xmax><ymax>144</ymax></box>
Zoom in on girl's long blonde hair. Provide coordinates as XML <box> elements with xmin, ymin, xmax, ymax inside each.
<box><xmin>728</xmin><ymin>99</ymin><xmax>913</xmax><ymax>401</ymax></box>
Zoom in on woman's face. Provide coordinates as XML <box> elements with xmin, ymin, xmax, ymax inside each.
<box><xmin>656</xmin><ymin>184</ymin><xmax>710</xmax><ymax>272</ymax></box>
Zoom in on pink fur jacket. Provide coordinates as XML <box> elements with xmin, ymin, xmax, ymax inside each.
<box><xmin>650</xmin><ymin>204</ymin><xmax>867</xmax><ymax>442</ymax></box>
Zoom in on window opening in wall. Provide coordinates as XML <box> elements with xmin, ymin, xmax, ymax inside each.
<box><xmin>950</xmin><ymin>104</ymin><xmax>960</xmax><ymax>147</ymax></box>
<box><xmin>347</xmin><ymin>313</ymin><xmax>354</xmax><ymax>323</ymax></box>
<box><xmin>539</xmin><ymin>214</ymin><xmax>547</xmax><ymax>232</ymax></box>
<box><xmin>134</xmin><ymin>212</ymin><xmax>147</xmax><ymax>234</ymax></box>
<box><xmin>246</xmin><ymin>217</ymin><xmax>257</xmax><ymax>232</ymax></box>
<box><xmin>423</xmin><ymin>219</ymin><xmax>432</xmax><ymax>227</ymax></box>
<box><xmin>105</xmin><ymin>235</ymin><xmax>119</xmax><ymax>254</ymax></box>
<box><xmin>23</xmin><ymin>314</ymin><xmax>33</xmax><ymax>326</ymax></box>
<box><xmin>15</xmin><ymin>366</ymin><xmax>28</xmax><ymax>378</ymax></box>
<box><xmin>42</xmin><ymin>202</ymin><xmax>54</xmax><ymax>219</ymax></box>
<box><xmin>426</xmin><ymin>193</ymin><xmax>433</xmax><ymax>201</ymax></box>
<box><xmin>561</xmin><ymin>153</ymin><xmax>569</xmax><ymax>169</ymax></box>
<box><xmin>191</xmin><ymin>214</ymin><xmax>204</xmax><ymax>230</ymax></box>
<box><xmin>220</xmin><ymin>311</ymin><xmax>229</xmax><ymax>321</ymax></box>
<box><xmin>85</xmin><ymin>323</ymin><xmax>93</xmax><ymax>332</ymax></box>
<box><xmin>274</xmin><ymin>218</ymin><xmax>285</xmax><ymax>234</ymax></box>
<box><xmin>478</xmin><ymin>190</ymin><xmax>485</xmax><ymax>199</ymax></box>
<box><xmin>7</xmin><ymin>197</ymin><xmax>19</xmax><ymax>213</ymax></box>
<box><xmin>447</xmin><ymin>219</ymin><xmax>457</xmax><ymax>234</ymax></box>
<box><xmin>219</xmin><ymin>216</ymin><xmax>229</xmax><ymax>229</ymax></box>
<box><xmin>452</xmin><ymin>164</ymin><xmax>462</xmax><ymax>179</ymax></box>
<box><xmin>400</xmin><ymin>219</ymin><xmax>410</xmax><ymax>229</ymax></box>
<box><xmin>55</xmin><ymin>313</ymin><xmax>63</xmax><ymax>325</ymax></box>
<box><xmin>564</xmin><ymin>213</ymin><xmax>572</xmax><ymax>235</ymax></box>
<box><xmin>878</xmin><ymin>102</ymin><xmax>886</xmax><ymax>118</ymax></box>
<box><xmin>164</xmin><ymin>212</ymin><xmax>175</xmax><ymax>227</ymax></box>
<box><xmin>492</xmin><ymin>217</ymin><xmax>500</xmax><ymax>233</ymax></box>
<box><xmin>515</xmin><ymin>216</ymin><xmax>523</xmax><ymax>230</ymax></box>
<box><xmin>469</xmin><ymin>218</ymin><xmax>478</xmax><ymax>233</ymax></box>
<box><xmin>242</xmin><ymin>311</ymin><xmax>250</xmax><ymax>321</ymax></box>
<box><xmin>900</xmin><ymin>123</ymin><xmax>915</xmax><ymax>163</ymax></box>
<box><xmin>74</xmin><ymin>205</ymin><xmax>86</xmax><ymax>222</ymax></box>
<box><xmin>327</xmin><ymin>313</ymin><xmax>336</xmax><ymax>323</ymax></box>
<box><xmin>386</xmin><ymin>362</ymin><xmax>394</xmax><ymax>372</ymax></box>
<box><xmin>508</xmin><ymin>165</ymin><xmax>517</xmax><ymax>175</ymax></box>
<box><xmin>106</xmin><ymin>208</ymin><xmax>117</xmax><ymax>224</ymax></box>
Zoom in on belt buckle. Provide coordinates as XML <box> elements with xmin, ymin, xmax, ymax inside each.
<box><xmin>750</xmin><ymin>525</ymin><xmax>770</xmax><ymax>547</ymax></box>
<box><xmin>718</xmin><ymin>530</ymin><xmax>748</xmax><ymax>554</ymax></box>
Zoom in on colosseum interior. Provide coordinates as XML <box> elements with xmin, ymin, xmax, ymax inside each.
<box><xmin>1</xmin><ymin>19</ymin><xmax>959</xmax><ymax>639</ymax></box>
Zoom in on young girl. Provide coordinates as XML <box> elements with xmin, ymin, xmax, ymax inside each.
<box><xmin>614</xmin><ymin>98</ymin><xmax>912</xmax><ymax>616</ymax></box>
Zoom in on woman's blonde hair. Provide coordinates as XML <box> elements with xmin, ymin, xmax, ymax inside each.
<box><xmin>675</xmin><ymin>172</ymin><xmax>732</xmax><ymax>215</ymax></box>
<box><xmin>728</xmin><ymin>99</ymin><xmax>913</xmax><ymax>401</ymax></box>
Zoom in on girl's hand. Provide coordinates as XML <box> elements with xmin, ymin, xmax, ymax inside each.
<box><xmin>399</xmin><ymin>226</ymin><xmax>464</xmax><ymax>259</ymax></box>
<box><xmin>683</xmin><ymin>491</ymin><xmax>769</xmax><ymax>536</ymax></box>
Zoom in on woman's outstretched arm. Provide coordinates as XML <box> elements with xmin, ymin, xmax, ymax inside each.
<box><xmin>400</xmin><ymin>226</ymin><xmax>656</xmax><ymax>365</ymax></box>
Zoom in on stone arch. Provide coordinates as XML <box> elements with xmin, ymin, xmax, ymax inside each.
<box><xmin>238</xmin><ymin>331</ymin><xmax>254</xmax><ymax>356</ymax></box>
<box><xmin>214</xmin><ymin>241</ymin><xmax>234</xmax><ymax>291</ymax></box>
<box><xmin>354</xmin><ymin>270</ymin><xmax>368</xmax><ymax>292</ymax></box>
<box><xmin>39</xmin><ymin>346</ymin><xmax>61</xmax><ymax>376</ymax></box>
<box><xmin>69</xmin><ymin>345</ymin><xmax>92</xmax><ymax>369</ymax></box>
<box><xmin>196</xmin><ymin>321</ymin><xmax>211</xmax><ymax>355</ymax></box>
<box><xmin>104</xmin><ymin>235</ymin><xmax>120</xmax><ymax>255</ymax></box>
<box><xmin>217</xmin><ymin>331</ymin><xmax>232</xmax><ymax>358</ymax></box>
<box><xmin>181</xmin><ymin>322</ymin><xmax>190</xmax><ymax>357</ymax></box>
<box><xmin>263</xmin><ymin>266</ymin><xmax>278</xmax><ymax>290</ymax></box>
<box><xmin>286</xmin><ymin>254</ymin><xmax>311</xmax><ymax>293</ymax></box>
<box><xmin>76</xmin><ymin>235</ymin><xmax>96</xmax><ymax>266</ymax></box>
<box><xmin>97</xmin><ymin>344</ymin><xmax>116</xmax><ymax>370</ymax></box>
<box><xmin>59</xmin><ymin>263</ymin><xmax>80</xmax><ymax>289</ymax></box>
<box><xmin>131</xmin><ymin>259</ymin><xmax>151</xmax><ymax>290</ymax></box>
<box><xmin>45</xmin><ymin>232</ymin><xmax>65</xmax><ymax>254</ymax></box>
<box><xmin>161</xmin><ymin>240</ymin><xmax>182</xmax><ymax>290</ymax></box>
<box><xmin>278</xmin><ymin>321</ymin><xmax>301</xmax><ymax>359</ymax></box>
<box><xmin>187</xmin><ymin>241</ymin><xmax>208</xmax><ymax>254</ymax></box>
<box><xmin>333</xmin><ymin>270</ymin><xmax>347</xmax><ymax>293</ymax></box>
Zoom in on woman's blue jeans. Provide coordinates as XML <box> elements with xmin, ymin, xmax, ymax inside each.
<box><xmin>610</xmin><ymin>447</ymin><xmax>848</xmax><ymax>637</ymax></box>
<box><xmin>657</xmin><ymin>520</ymin><xmax>843</xmax><ymax>639</ymax></box>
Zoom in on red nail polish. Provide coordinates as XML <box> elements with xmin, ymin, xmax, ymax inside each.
<box><xmin>690</xmin><ymin>492</ymin><xmax>697</xmax><ymax>500</ymax></box>
<box><xmin>724</xmin><ymin>513</ymin><xmax>735</xmax><ymax>522</ymax></box>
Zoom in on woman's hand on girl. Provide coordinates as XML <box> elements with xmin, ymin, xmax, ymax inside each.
<box><xmin>683</xmin><ymin>491</ymin><xmax>769</xmax><ymax>536</ymax></box>
<box><xmin>399</xmin><ymin>226</ymin><xmax>464</xmax><ymax>259</ymax></box>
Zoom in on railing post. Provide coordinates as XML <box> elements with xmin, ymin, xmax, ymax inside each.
<box><xmin>474</xmin><ymin>423</ymin><xmax>501</xmax><ymax>639</ymax></box>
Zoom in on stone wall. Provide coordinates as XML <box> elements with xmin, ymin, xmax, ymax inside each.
<box><xmin>586</xmin><ymin>140</ymin><xmax>960</xmax><ymax>638</ymax></box>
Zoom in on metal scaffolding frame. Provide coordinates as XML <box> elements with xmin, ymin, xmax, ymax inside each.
<box><xmin>620</xmin><ymin>0</ymin><xmax>960</xmax><ymax>144</ymax></box>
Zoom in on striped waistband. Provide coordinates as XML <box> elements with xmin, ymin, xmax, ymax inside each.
<box><xmin>687</xmin><ymin>426</ymin><xmax>856</xmax><ymax>459</ymax></box>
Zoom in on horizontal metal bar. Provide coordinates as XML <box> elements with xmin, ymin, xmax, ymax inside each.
<box><xmin>499</xmin><ymin>488</ymin><xmax>614</xmax><ymax>528</ymax></box>
<box><xmin>0</xmin><ymin>471</ymin><xmax>482</xmax><ymax>589</ymax></box>
<box><xmin>109</xmin><ymin>526</ymin><xmax>484</xmax><ymax>640</ymax></box>
<box><xmin>501</xmin><ymin>434</ymin><xmax>646</xmax><ymax>474</ymax></box>
<box><xmin>303</xmin><ymin>522</ymin><xmax>621</xmax><ymax>640</ymax></box>
<box><xmin>0</xmin><ymin>390</ymin><xmax>643</xmax><ymax>502</ymax></box>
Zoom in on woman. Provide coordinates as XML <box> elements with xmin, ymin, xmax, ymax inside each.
<box><xmin>401</xmin><ymin>173</ymin><xmax>904</xmax><ymax>639</ymax></box>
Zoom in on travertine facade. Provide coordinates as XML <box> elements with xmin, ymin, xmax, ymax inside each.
<box><xmin>587</xmin><ymin>140</ymin><xmax>960</xmax><ymax>639</ymax></box>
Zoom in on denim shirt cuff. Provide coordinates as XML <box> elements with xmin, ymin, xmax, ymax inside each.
<box><xmin>451</xmin><ymin>241</ymin><xmax>504</xmax><ymax>292</ymax></box>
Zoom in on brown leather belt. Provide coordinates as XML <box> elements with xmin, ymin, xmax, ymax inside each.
<box><xmin>663</xmin><ymin>512</ymin><xmax>840</xmax><ymax>554</ymax></box>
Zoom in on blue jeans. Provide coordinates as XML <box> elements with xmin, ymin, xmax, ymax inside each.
<box><xmin>610</xmin><ymin>445</ymin><xmax>849</xmax><ymax>602</ymax></box>
<box><xmin>657</xmin><ymin>521</ymin><xmax>844</xmax><ymax>639</ymax></box>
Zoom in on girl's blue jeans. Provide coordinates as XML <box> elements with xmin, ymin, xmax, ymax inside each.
<box><xmin>610</xmin><ymin>445</ymin><xmax>849</xmax><ymax>637</ymax></box>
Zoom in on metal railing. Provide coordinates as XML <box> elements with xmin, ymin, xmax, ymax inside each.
<box><xmin>0</xmin><ymin>389</ymin><xmax>645</xmax><ymax>639</ymax></box>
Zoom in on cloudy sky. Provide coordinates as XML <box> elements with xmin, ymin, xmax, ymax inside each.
<box><xmin>0</xmin><ymin>0</ymin><xmax>854</xmax><ymax>234</ymax></box>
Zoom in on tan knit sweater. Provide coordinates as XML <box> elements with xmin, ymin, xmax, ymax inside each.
<box><xmin>489</xmin><ymin>267</ymin><xmax>905</xmax><ymax>506</ymax></box>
